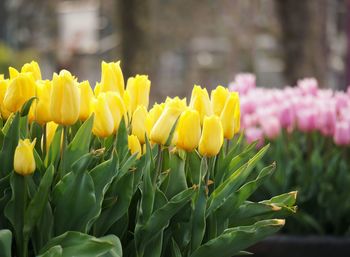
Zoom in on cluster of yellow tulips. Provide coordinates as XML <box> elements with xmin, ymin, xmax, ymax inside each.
<box><xmin>0</xmin><ymin>60</ymin><xmax>240</xmax><ymax>175</ymax></box>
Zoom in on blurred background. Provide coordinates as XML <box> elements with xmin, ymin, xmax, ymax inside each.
<box><xmin>0</xmin><ymin>0</ymin><xmax>349</xmax><ymax>101</ymax></box>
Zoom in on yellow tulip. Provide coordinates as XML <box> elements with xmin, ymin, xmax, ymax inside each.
<box><xmin>100</xmin><ymin>61</ymin><xmax>124</xmax><ymax>95</ymax></box>
<box><xmin>220</xmin><ymin>93</ymin><xmax>239</xmax><ymax>139</ymax></box>
<box><xmin>189</xmin><ymin>85</ymin><xmax>212</xmax><ymax>124</ymax></box>
<box><xmin>128</xmin><ymin>135</ymin><xmax>142</xmax><ymax>159</ymax></box>
<box><xmin>31</xmin><ymin>80</ymin><xmax>52</xmax><ymax>125</ymax></box>
<box><xmin>145</xmin><ymin>103</ymin><xmax>164</xmax><ymax>136</ymax></box>
<box><xmin>105</xmin><ymin>91</ymin><xmax>126</xmax><ymax>132</ymax></box>
<box><xmin>233</xmin><ymin>93</ymin><xmax>241</xmax><ymax>134</ymax></box>
<box><xmin>14</xmin><ymin>138</ymin><xmax>37</xmax><ymax>176</ymax></box>
<box><xmin>91</xmin><ymin>94</ymin><xmax>114</xmax><ymax>138</ymax></box>
<box><xmin>21</xmin><ymin>61</ymin><xmax>42</xmax><ymax>81</ymax></box>
<box><xmin>198</xmin><ymin>115</ymin><xmax>224</xmax><ymax>157</ymax></box>
<box><xmin>9</xmin><ymin>67</ymin><xmax>19</xmax><ymax>79</ymax></box>
<box><xmin>126</xmin><ymin>75</ymin><xmax>151</xmax><ymax>115</ymax></box>
<box><xmin>94</xmin><ymin>82</ymin><xmax>101</xmax><ymax>96</ymax></box>
<box><xmin>44</xmin><ymin>121</ymin><xmax>59</xmax><ymax>152</ymax></box>
<box><xmin>211</xmin><ymin>85</ymin><xmax>229</xmax><ymax>116</ymax></box>
<box><xmin>50</xmin><ymin>70</ymin><xmax>80</xmax><ymax>125</ymax></box>
<box><xmin>0</xmin><ymin>79</ymin><xmax>11</xmax><ymax>119</ymax></box>
<box><xmin>3</xmin><ymin>72</ymin><xmax>36</xmax><ymax>112</ymax></box>
<box><xmin>176</xmin><ymin>109</ymin><xmax>201</xmax><ymax>151</ymax></box>
<box><xmin>79</xmin><ymin>81</ymin><xmax>94</xmax><ymax>121</ymax></box>
<box><xmin>150</xmin><ymin>98</ymin><xmax>184</xmax><ymax>145</ymax></box>
<box><xmin>132</xmin><ymin>105</ymin><xmax>148</xmax><ymax>144</ymax></box>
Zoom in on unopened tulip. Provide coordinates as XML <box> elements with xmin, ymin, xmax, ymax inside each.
<box><xmin>189</xmin><ymin>85</ymin><xmax>212</xmax><ymax>124</ymax></box>
<box><xmin>44</xmin><ymin>121</ymin><xmax>59</xmax><ymax>152</ymax></box>
<box><xmin>233</xmin><ymin>92</ymin><xmax>241</xmax><ymax>134</ymax></box>
<box><xmin>261</xmin><ymin>117</ymin><xmax>281</xmax><ymax>139</ymax></box>
<box><xmin>100</xmin><ymin>61</ymin><xmax>124</xmax><ymax>95</ymax></box>
<box><xmin>176</xmin><ymin>109</ymin><xmax>201</xmax><ymax>151</ymax></box>
<box><xmin>146</xmin><ymin>103</ymin><xmax>164</xmax><ymax>136</ymax></box>
<box><xmin>92</xmin><ymin>94</ymin><xmax>114</xmax><ymax>138</ymax></box>
<box><xmin>198</xmin><ymin>115</ymin><xmax>223</xmax><ymax>157</ymax></box>
<box><xmin>334</xmin><ymin>121</ymin><xmax>350</xmax><ymax>146</ymax></box>
<box><xmin>0</xmin><ymin>79</ymin><xmax>11</xmax><ymax>119</ymax></box>
<box><xmin>128</xmin><ymin>135</ymin><xmax>142</xmax><ymax>159</ymax></box>
<box><xmin>220</xmin><ymin>92</ymin><xmax>239</xmax><ymax>139</ymax></box>
<box><xmin>94</xmin><ymin>82</ymin><xmax>101</xmax><ymax>96</ymax></box>
<box><xmin>3</xmin><ymin>72</ymin><xmax>36</xmax><ymax>112</ymax></box>
<box><xmin>21</xmin><ymin>61</ymin><xmax>42</xmax><ymax>81</ymax></box>
<box><xmin>32</xmin><ymin>80</ymin><xmax>52</xmax><ymax>125</ymax></box>
<box><xmin>14</xmin><ymin>138</ymin><xmax>37</xmax><ymax>176</ymax></box>
<box><xmin>79</xmin><ymin>81</ymin><xmax>94</xmax><ymax>121</ymax></box>
<box><xmin>126</xmin><ymin>75</ymin><xmax>151</xmax><ymax>115</ymax></box>
<box><xmin>132</xmin><ymin>106</ymin><xmax>148</xmax><ymax>144</ymax></box>
<box><xmin>105</xmin><ymin>91</ymin><xmax>126</xmax><ymax>132</ymax></box>
<box><xmin>211</xmin><ymin>85</ymin><xmax>229</xmax><ymax>116</ymax></box>
<box><xmin>50</xmin><ymin>70</ymin><xmax>80</xmax><ymax>125</ymax></box>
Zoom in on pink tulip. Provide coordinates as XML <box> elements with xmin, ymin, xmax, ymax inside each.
<box><xmin>245</xmin><ymin>127</ymin><xmax>264</xmax><ymax>148</ymax></box>
<box><xmin>298</xmin><ymin>78</ymin><xmax>318</xmax><ymax>96</ymax></box>
<box><xmin>261</xmin><ymin>117</ymin><xmax>281</xmax><ymax>139</ymax></box>
<box><xmin>296</xmin><ymin>110</ymin><xmax>317</xmax><ymax>132</ymax></box>
<box><xmin>229</xmin><ymin>73</ymin><xmax>256</xmax><ymax>95</ymax></box>
<box><xmin>334</xmin><ymin>121</ymin><xmax>350</xmax><ymax>146</ymax></box>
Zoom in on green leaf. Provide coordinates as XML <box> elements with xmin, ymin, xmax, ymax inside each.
<box><xmin>190</xmin><ymin>219</ymin><xmax>285</xmax><ymax>257</ymax></box>
<box><xmin>44</xmin><ymin>126</ymin><xmax>63</xmax><ymax>168</ymax></box>
<box><xmin>62</xmin><ymin>115</ymin><xmax>94</xmax><ymax>173</ymax></box>
<box><xmin>37</xmin><ymin>245</ymin><xmax>62</xmax><ymax>257</ymax></box>
<box><xmin>23</xmin><ymin>165</ymin><xmax>54</xmax><ymax>237</ymax></box>
<box><xmin>171</xmin><ymin>238</ymin><xmax>182</xmax><ymax>257</ymax></box>
<box><xmin>116</xmin><ymin>118</ymin><xmax>128</xmax><ymax>162</ymax></box>
<box><xmin>0</xmin><ymin>229</ymin><xmax>12</xmax><ymax>257</ymax></box>
<box><xmin>39</xmin><ymin>231</ymin><xmax>122</xmax><ymax>257</ymax></box>
<box><xmin>260</xmin><ymin>191</ymin><xmax>297</xmax><ymax>207</ymax></box>
<box><xmin>165</xmin><ymin>153</ymin><xmax>188</xmax><ymax>199</ymax></box>
<box><xmin>0</xmin><ymin>113</ymin><xmax>20</xmax><ymax>177</ymax></box>
<box><xmin>20</xmin><ymin>96</ymin><xmax>37</xmax><ymax>116</ymax></box>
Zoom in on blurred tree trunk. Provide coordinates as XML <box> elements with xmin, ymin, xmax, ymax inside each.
<box><xmin>118</xmin><ymin>0</ymin><xmax>152</xmax><ymax>78</ymax></box>
<box><xmin>275</xmin><ymin>0</ymin><xmax>328</xmax><ymax>87</ymax></box>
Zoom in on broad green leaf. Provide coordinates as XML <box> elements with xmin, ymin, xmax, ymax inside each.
<box><xmin>116</xmin><ymin>118</ymin><xmax>128</xmax><ymax>162</ymax></box>
<box><xmin>165</xmin><ymin>153</ymin><xmax>187</xmax><ymax>199</ymax></box>
<box><xmin>44</xmin><ymin>126</ymin><xmax>63</xmax><ymax>168</ymax></box>
<box><xmin>0</xmin><ymin>229</ymin><xmax>12</xmax><ymax>257</ymax></box>
<box><xmin>171</xmin><ymin>238</ymin><xmax>182</xmax><ymax>257</ymax></box>
<box><xmin>20</xmin><ymin>96</ymin><xmax>37</xmax><ymax>116</ymax></box>
<box><xmin>37</xmin><ymin>245</ymin><xmax>62</xmax><ymax>257</ymax></box>
<box><xmin>260</xmin><ymin>191</ymin><xmax>297</xmax><ymax>207</ymax></box>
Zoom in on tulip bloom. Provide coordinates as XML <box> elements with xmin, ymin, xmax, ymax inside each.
<box><xmin>3</xmin><ymin>72</ymin><xmax>36</xmax><ymax>112</ymax></box>
<box><xmin>105</xmin><ymin>91</ymin><xmax>126</xmax><ymax>132</ymax></box>
<box><xmin>334</xmin><ymin>121</ymin><xmax>350</xmax><ymax>146</ymax></box>
<box><xmin>14</xmin><ymin>138</ymin><xmax>37</xmax><ymax>176</ymax></box>
<box><xmin>0</xmin><ymin>79</ymin><xmax>11</xmax><ymax>119</ymax></box>
<box><xmin>50</xmin><ymin>70</ymin><xmax>80</xmax><ymax>125</ymax></box>
<box><xmin>79</xmin><ymin>81</ymin><xmax>94</xmax><ymax>121</ymax></box>
<box><xmin>21</xmin><ymin>61</ymin><xmax>42</xmax><ymax>81</ymax></box>
<box><xmin>32</xmin><ymin>80</ymin><xmax>52</xmax><ymax>125</ymax></box>
<box><xmin>261</xmin><ymin>117</ymin><xmax>281</xmax><ymax>139</ymax></box>
<box><xmin>146</xmin><ymin>103</ymin><xmax>164</xmax><ymax>136</ymax></box>
<box><xmin>198</xmin><ymin>115</ymin><xmax>224</xmax><ymax>157</ymax></box>
<box><xmin>220</xmin><ymin>93</ymin><xmax>239</xmax><ymax>139</ymax></box>
<box><xmin>126</xmin><ymin>75</ymin><xmax>151</xmax><ymax>115</ymax></box>
<box><xmin>189</xmin><ymin>85</ymin><xmax>212</xmax><ymax>124</ymax></box>
<box><xmin>132</xmin><ymin>106</ymin><xmax>148</xmax><ymax>144</ymax></box>
<box><xmin>9</xmin><ymin>67</ymin><xmax>19</xmax><ymax>79</ymax></box>
<box><xmin>100</xmin><ymin>61</ymin><xmax>124</xmax><ymax>96</ymax></box>
<box><xmin>91</xmin><ymin>94</ymin><xmax>114</xmax><ymax>138</ymax></box>
<box><xmin>128</xmin><ymin>135</ymin><xmax>142</xmax><ymax>159</ymax></box>
<box><xmin>211</xmin><ymin>85</ymin><xmax>229</xmax><ymax>116</ymax></box>
<box><xmin>43</xmin><ymin>121</ymin><xmax>59</xmax><ymax>152</ymax></box>
<box><xmin>176</xmin><ymin>109</ymin><xmax>201</xmax><ymax>151</ymax></box>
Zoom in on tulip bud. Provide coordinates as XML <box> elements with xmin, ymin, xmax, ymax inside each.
<box><xmin>3</xmin><ymin>72</ymin><xmax>36</xmax><ymax>112</ymax></box>
<box><xmin>32</xmin><ymin>80</ymin><xmax>52</xmax><ymax>125</ymax></box>
<box><xmin>128</xmin><ymin>135</ymin><xmax>142</xmax><ymax>159</ymax></box>
<box><xmin>43</xmin><ymin>121</ymin><xmax>59</xmax><ymax>152</ymax></box>
<box><xmin>150</xmin><ymin>98</ymin><xmax>184</xmax><ymax>145</ymax></box>
<box><xmin>199</xmin><ymin>115</ymin><xmax>224</xmax><ymax>157</ymax></box>
<box><xmin>146</xmin><ymin>103</ymin><xmax>164</xmax><ymax>136</ymax></box>
<box><xmin>100</xmin><ymin>61</ymin><xmax>125</xmax><ymax>95</ymax></box>
<box><xmin>132</xmin><ymin>105</ymin><xmax>148</xmax><ymax>144</ymax></box>
<box><xmin>220</xmin><ymin>92</ymin><xmax>239</xmax><ymax>139</ymax></box>
<box><xmin>21</xmin><ymin>61</ymin><xmax>42</xmax><ymax>81</ymax></box>
<box><xmin>0</xmin><ymin>79</ymin><xmax>11</xmax><ymax>119</ymax></box>
<box><xmin>50</xmin><ymin>70</ymin><xmax>80</xmax><ymax>125</ymax></box>
<box><xmin>79</xmin><ymin>81</ymin><xmax>94</xmax><ymax>121</ymax></box>
<box><xmin>14</xmin><ymin>138</ymin><xmax>37</xmax><ymax>176</ymax></box>
<box><xmin>105</xmin><ymin>91</ymin><xmax>126</xmax><ymax>132</ymax></box>
<box><xmin>91</xmin><ymin>94</ymin><xmax>114</xmax><ymax>138</ymax></box>
<box><xmin>189</xmin><ymin>85</ymin><xmax>212</xmax><ymax>124</ymax></box>
<box><xmin>126</xmin><ymin>75</ymin><xmax>151</xmax><ymax>115</ymax></box>
<box><xmin>176</xmin><ymin>109</ymin><xmax>201</xmax><ymax>151</ymax></box>
<box><xmin>211</xmin><ymin>85</ymin><xmax>229</xmax><ymax>116</ymax></box>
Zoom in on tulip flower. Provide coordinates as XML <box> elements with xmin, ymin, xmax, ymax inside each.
<box><xmin>50</xmin><ymin>70</ymin><xmax>80</xmax><ymax>125</ymax></box>
<box><xmin>79</xmin><ymin>81</ymin><xmax>94</xmax><ymax>121</ymax></box>
<box><xmin>233</xmin><ymin>93</ymin><xmax>241</xmax><ymax>134</ymax></box>
<box><xmin>14</xmin><ymin>138</ymin><xmax>37</xmax><ymax>176</ymax></box>
<box><xmin>220</xmin><ymin>92</ymin><xmax>239</xmax><ymax>139</ymax></box>
<box><xmin>261</xmin><ymin>117</ymin><xmax>281</xmax><ymax>139</ymax></box>
<box><xmin>21</xmin><ymin>61</ymin><xmax>42</xmax><ymax>81</ymax></box>
<box><xmin>132</xmin><ymin>105</ymin><xmax>148</xmax><ymax>144</ymax></box>
<box><xmin>198</xmin><ymin>115</ymin><xmax>223</xmax><ymax>157</ymax></box>
<box><xmin>189</xmin><ymin>85</ymin><xmax>212</xmax><ymax>124</ymax></box>
<box><xmin>245</xmin><ymin>127</ymin><xmax>264</xmax><ymax>148</ymax></box>
<box><xmin>9</xmin><ymin>67</ymin><xmax>19</xmax><ymax>79</ymax></box>
<box><xmin>94</xmin><ymin>82</ymin><xmax>101</xmax><ymax>96</ymax></box>
<box><xmin>3</xmin><ymin>72</ymin><xmax>36</xmax><ymax>112</ymax></box>
<box><xmin>334</xmin><ymin>121</ymin><xmax>350</xmax><ymax>146</ymax></box>
<box><xmin>91</xmin><ymin>94</ymin><xmax>114</xmax><ymax>138</ymax></box>
<box><xmin>43</xmin><ymin>121</ymin><xmax>59</xmax><ymax>152</ymax></box>
<box><xmin>0</xmin><ymin>79</ymin><xmax>11</xmax><ymax>119</ymax></box>
<box><xmin>211</xmin><ymin>85</ymin><xmax>229</xmax><ymax>116</ymax></box>
<box><xmin>176</xmin><ymin>109</ymin><xmax>201</xmax><ymax>151</ymax></box>
<box><xmin>126</xmin><ymin>75</ymin><xmax>151</xmax><ymax>115</ymax></box>
<box><xmin>32</xmin><ymin>80</ymin><xmax>52</xmax><ymax>125</ymax></box>
<box><xmin>150</xmin><ymin>98</ymin><xmax>184</xmax><ymax>145</ymax></box>
<box><xmin>100</xmin><ymin>61</ymin><xmax>124</xmax><ymax>95</ymax></box>
<box><xmin>146</xmin><ymin>103</ymin><xmax>164</xmax><ymax>136</ymax></box>
<box><xmin>105</xmin><ymin>91</ymin><xmax>126</xmax><ymax>132</ymax></box>
<box><xmin>128</xmin><ymin>135</ymin><xmax>142</xmax><ymax>159</ymax></box>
